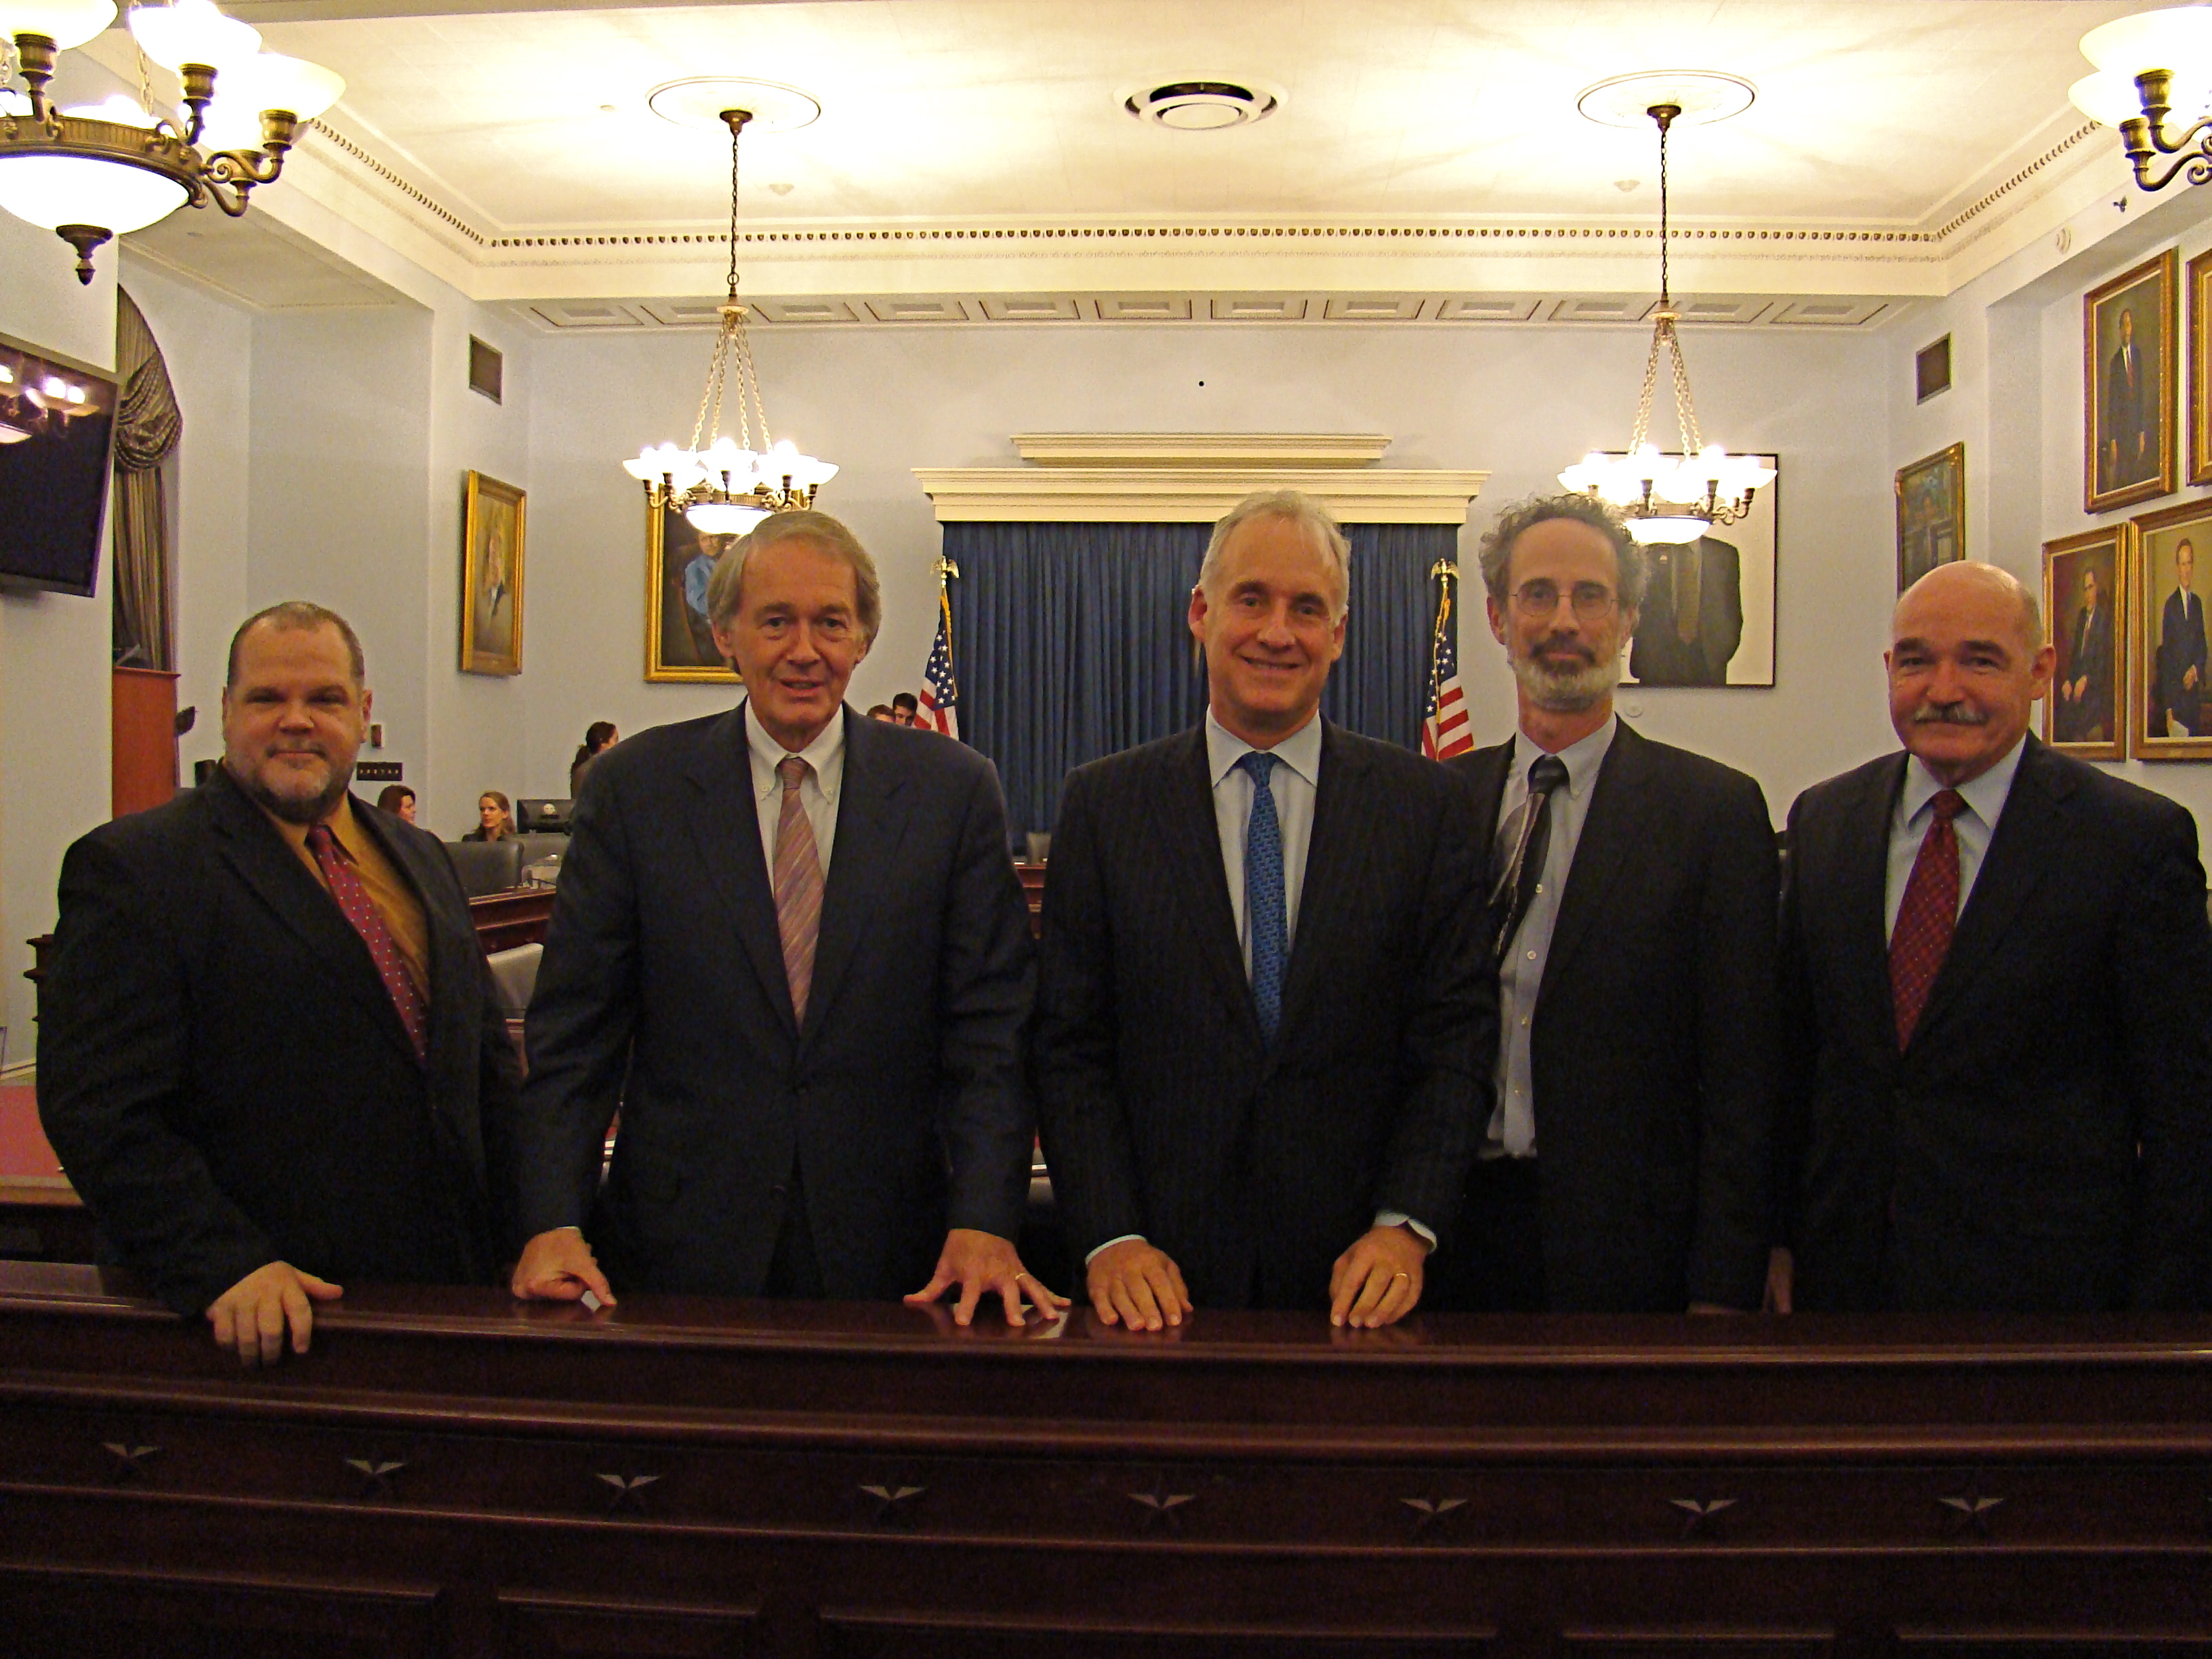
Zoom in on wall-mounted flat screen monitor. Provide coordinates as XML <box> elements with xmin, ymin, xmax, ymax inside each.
<box><xmin>0</xmin><ymin>333</ymin><xmax>117</xmax><ymax>598</ymax></box>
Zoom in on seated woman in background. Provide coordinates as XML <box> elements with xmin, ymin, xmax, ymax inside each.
<box><xmin>374</xmin><ymin>783</ymin><xmax>417</xmax><ymax>824</ymax></box>
<box><xmin>569</xmin><ymin>721</ymin><xmax>618</xmax><ymax>795</ymax></box>
<box><xmin>465</xmin><ymin>791</ymin><xmax>514</xmax><ymax>842</ymax></box>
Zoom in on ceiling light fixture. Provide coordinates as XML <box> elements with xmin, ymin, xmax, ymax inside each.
<box><xmin>1559</xmin><ymin>102</ymin><xmax>1773</xmax><ymax>546</ymax></box>
<box><xmin>0</xmin><ymin>0</ymin><xmax>342</xmax><ymax>283</ymax></box>
<box><xmin>2071</xmin><ymin>5</ymin><xmax>2212</xmax><ymax>194</ymax></box>
<box><xmin>1123</xmin><ymin>79</ymin><xmax>1281</xmax><ymax>131</ymax></box>
<box><xmin>623</xmin><ymin>108</ymin><xmax>834</xmax><ymax>537</ymax></box>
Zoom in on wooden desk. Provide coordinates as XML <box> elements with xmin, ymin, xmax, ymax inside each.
<box><xmin>468</xmin><ymin>888</ymin><xmax>556</xmax><ymax>954</ymax></box>
<box><xmin>3</xmin><ymin>1261</ymin><xmax>2209</xmax><ymax>1656</ymax></box>
<box><xmin>1014</xmin><ymin>858</ymin><xmax>1045</xmax><ymax>936</ymax></box>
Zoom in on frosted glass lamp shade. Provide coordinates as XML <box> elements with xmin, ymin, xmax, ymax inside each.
<box><xmin>2081</xmin><ymin>5</ymin><xmax>2212</xmax><ymax>74</ymax></box>
<box><xmin>0</xmin><ymin>0</ymin><xmax>114</xmax><ymax>48</ymax></box>
<box><xmin>199</xmin><ymin>52</ymin><xmax>342</xmax><ymax>146</ymax></box>
<box><xmin>0</xmin><ymin>151</ymin><xmax>188</xmax><ymax>230</ymax></box>
<box><xmin>127</xmin><ymin>0</ymin><xmax>258</xmax><ymax>70</ymax></box>
<box><xmin>687</xmin><ymin>500</ymin><xmax>769</xmax><ymax>535</ymax></box>
<box><xmin>60</xmin><ymin>94</ymin><xmax>158</xmax><ymax>125</ymax></box>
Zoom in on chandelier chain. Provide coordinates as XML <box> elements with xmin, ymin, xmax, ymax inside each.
<box><xmin>725</xmin><ymin>114</ymin><xmax>741</xmax><ymax>300</ymax></box>
<box><xmin>1658</xmin><ymin>112</ymin><xmax>1670</xmax><ymax>308</ymax></box>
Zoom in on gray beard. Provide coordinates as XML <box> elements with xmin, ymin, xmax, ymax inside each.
<box><xmin>1511</xmin><ymin>646</ymin><xmax>1622</xmax><ymax>712</ymax></box>
<box><xmin>228</xmin><ymin>757</ymin><xmax>354</xmax><ymax>825</ymax></box>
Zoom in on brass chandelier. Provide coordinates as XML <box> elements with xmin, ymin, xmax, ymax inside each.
<box><xmin>0</xmin><ymin>0</ymin><xmax>342</xmax><ymax>283</ymax></box>
<box><xmin>624</xmin><ymin>108</ymin><xmax>834</xmax><ymax>535</ymax></box>
<box><xmin>2070</xmin><ymin>6</ymin><xmax>2212</xmax><ymax>195</ymax></box>
<box><xmin>1559</xmin><ymin>102</ymin><xmax>1774</xmax><ymax>546</ymax></box>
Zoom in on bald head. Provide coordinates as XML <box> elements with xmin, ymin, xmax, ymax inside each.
<box><xmin>1886</xmin><ymin>560</ymin><xmax>2055</xmax><ymax>786</ymax></box>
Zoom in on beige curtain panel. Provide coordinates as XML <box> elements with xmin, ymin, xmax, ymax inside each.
<box><xmin>112</xmin><ymin>289</ymin><xmax>182</xmax><ymax>672</ymax></box>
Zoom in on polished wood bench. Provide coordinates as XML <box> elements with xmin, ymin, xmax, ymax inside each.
<box><xmin>2</xmin><ymin>1260</ymin><xmax>2209</xmax><ymax>1656</ymax></box>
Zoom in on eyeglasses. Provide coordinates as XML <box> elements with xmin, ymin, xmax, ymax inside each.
<box><xmin>1510</xmin><ymin>580</ymin><xmax>1617</xmax><ymax>622</ymax></box>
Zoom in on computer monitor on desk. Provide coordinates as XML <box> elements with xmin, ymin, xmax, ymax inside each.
<box><xmin>514</xmin><ymin>798</ymin><xmax>572</xmax><ymax>834</ymax></box>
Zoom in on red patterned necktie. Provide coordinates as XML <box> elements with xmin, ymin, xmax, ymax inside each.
<box><xmin>1888</xmin><ymin>788</ymin><xmax>1965</xmax><ymax>1050</ymax></box>
<box><xmin>306</xmin><ymin>823</ymin><xmax>429</xmax><ymax>1062</ymax></box>
<box><xmin>772</xmin><ymin>756</ymin><xmax>825</xmax><ymax>1024</ymax></box>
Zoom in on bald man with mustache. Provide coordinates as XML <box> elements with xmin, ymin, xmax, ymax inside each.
<box><xmin>1774</xmin><ymin>562</ymin><xmax>2212</xmax><ymax>1312</ymax></box>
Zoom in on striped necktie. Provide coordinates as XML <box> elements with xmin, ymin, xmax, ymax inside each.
<box><xmin>1238</xmin><ymin>750</ymin><xmax>1287</xmax><ymax>1043</ymax></box>
<box><xmin>773</xmin><ymin>755</ymin><xmax>825</xmax><ymax>1025</ymax></box>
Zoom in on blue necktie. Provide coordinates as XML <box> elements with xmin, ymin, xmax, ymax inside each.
<box><xmin>1238</xmin><ymin>750</ymin><xmax>1287</xmax><ymax>1043</ymax></box>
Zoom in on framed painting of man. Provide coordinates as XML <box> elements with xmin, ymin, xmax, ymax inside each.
<box><xmin>2085</xmin><ymin>248</ymin><xmax>2177</xmax><ymax>515</ymax></box>
<box><xmin>460</xmin><ymin>472</ymin><xmax>524</xmax><ymax>676</ymax></box>
<box><xmin>2042</xmin><ymin>525</ymin><xmax>2129</xmax><ymax>762</ymax></box>
<box><xmin>1614</xmin><ymin>453</ymin><xmax>1779</xmax><ymax>688</ymax></box>
<box><xmin>1896</xmin><ymin>443</ymin><xmax>1965</xmax><ymax>596</ymax></box>
<box><xmin>2131</xmin><ymin>497</ymin><xmax>2212</xmax><ymax>758</ymax></box>
<box><xmin>2189</xmin><ymin>245</ymin><xmax>2212</xmax><ymax>486</ymax></box>
<box><xmin>647</xmin><ymin>501</ymin><xmax>741</xmax><ymax>683</ymax></box>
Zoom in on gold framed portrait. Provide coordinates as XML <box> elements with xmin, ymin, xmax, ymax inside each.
<box><xmin>2085</xmin><ymin>248</ymin><xmax>2177</xmax><ymax>515</ymax></box>
<box><xmin>1896</xmin><ymin>443</ymin><xmax>1965</xmax><ymax>594</ymax></box>
<box><xmin>646</xmin><ymin>501</ymin><xmax>740</xmax><ymax>683</ymax></box>
<box><xmin>2042</xmin><ymin>524</ymin><xmax>2129</xmax><ymax>762</ymax></box>
<box><xmin>460</xmin><ymin>471</ymin><xmax>524</xmax><ymax>676</ymax></box>
<box><xmin>2130</xmin><ymin>496</ymin><xmax>2212</xmax><ymax>758</ymax></box>
<box><xmin>2188</xmin><ymin>246</ymin><xmax>2212</xmax><ymax>486</ymax></box>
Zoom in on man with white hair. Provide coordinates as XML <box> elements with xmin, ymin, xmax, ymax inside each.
<box><xmin>1034</xmin><ymin>490</ymin><xmax>1490</xmax><ymax>1330</ymax></box>
<box><xmin>1776</xmin><ymin>560</ymin><xmax>2212</xmax><ymax>1311</ymax></box>
<box><xmin>1433</xmin><ymin>494</ymin><xmax>1780</xmax><ymax>1314</ymax></box>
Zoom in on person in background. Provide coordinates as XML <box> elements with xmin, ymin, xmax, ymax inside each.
<box><xmin>38</xmin><ymin>602</ymin><xmax>517</xmax><ymax>1365</ymax></box>
<box><xmin>867</xmin><ymin>704</ymin><xmax>897</xmax><ymax>722</ymax></box>
<box><xmin>375</xmin><ymin>784</ymin><xmax>417</xmax><ymax>825</ymax></box>
<box><xmin>1776</xmin><ymin>560</ymin><xmax>2212</xmax><ymax>1311</ymax></box>
<box><xmin>465</xmin><ymin>792</ymin><xmax>514</xmax><ymax>842</ymax></box>
<box><xmin>890</xmin><ymin>692</ymin><xmax>920</xmax><ymax>726</ymax></box>
<box><xmin>570</xmin><ymin>721</ymin><xmax>619</xmax><ymax>796</ymax></box>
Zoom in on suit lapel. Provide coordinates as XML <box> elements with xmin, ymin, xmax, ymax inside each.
<box><xmin>1540</xmin><ymin>722</ymin><xmax>1650</xmax><ymax>988</ymax></box>
<box><xmin>1273</xmin><ymin>722</ymin><xmax>1368</xmax><ymax>1042</ymax></box>
<box><xmin>684</xmin><ymin>703</ymin><xmax>798</xmax><ymax>1036</ymax></box>
<box><xmin>802</xmin><ymin>710</ymin><xmax>908</xmax><ymax>1048</ymax></box>
<box><xmin>203</xmin><ymin>771</ymin><xmax>419</xmax><ymax>1063</ymax></box>
<box><xmin>354</xmin><ymin>802</ymin><xmax>476</xmax><ymax>1100</ymax></box>
<box><xmin>1832</xmin><ymin>756</ymin><xmax>1907</xmax><ymax>1049</ymax></box>
<box><xmin>1907</xmin><ymin>739</ymin><xmax>2066</xmax><ymax>1051</ymax></box>
<box><xmin>1151</xmin><ymin>726</ymin><xmax>1256</xmax><ymax>1038</ymax></box>
<box><xmin>1458</xmin><ymin>739</ymin><xmax>1514</xmax><ymax>869</ymax></box>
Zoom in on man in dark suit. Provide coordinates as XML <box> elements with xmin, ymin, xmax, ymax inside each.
<box><xmin>2105</xmin><ymin>306</ymin><xmax>2152</xmax><ymax>491</ymax></box>
<box><xmin>2054</xmin><ymin>563</ymin><xmax>2114</xmax><ymax>743</ymax></box>
<box><xmin>510</xmin><ymin>511</ymin><xmax>1057</xmax><ymax>1326</ymax></box>
<box><xmin>1034</xmin><ymin>490</ymin><xmax>1490</xmax><ymax>1332</ymax></box>
<box><xmin>1776</xmin><ymin>560</ymin><xmax>2212</xmax><ymax>1311</ymax></box>
<box><xmin>1627</xmin><ymin>533</ymin><xmax>1744</xmax><ymax>687</ymax></box>
<box><xmin>2156</xmin><ymin>538</ymin><xmax>2207</xmax><ymax>737</ymax></box>
<box><xmin>1435</xmin><ymin>495</ymin><xmax>1777</xmax><ymax>1313</ymax></box>
<box><xmin>39</xmin><ymin>602</ymin><xmax>517</xmax><ymax>1366</ymax></box>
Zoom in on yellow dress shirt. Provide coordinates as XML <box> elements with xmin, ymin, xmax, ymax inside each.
<box><xmin>262</xmin><ymin>794</ymin><xmax>433</xmax><ymax>1000</ymax></box>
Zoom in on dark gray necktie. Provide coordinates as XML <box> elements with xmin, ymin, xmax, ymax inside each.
<box><xmin>1488</xmin><ymin>755</ymin><xmax>1569</xmax><ymax>968</ymax></box>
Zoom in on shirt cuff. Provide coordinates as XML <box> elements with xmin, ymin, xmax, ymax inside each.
<box><xmin>1084</xmin><ymin>1233</ymin><xmax>1145</xmax><ymax>1264</ymax></box>
<box><xmin>1374</xmin><ymin>1211</ymin><xmax>1436</xmax><ymax>1252</ymax></box>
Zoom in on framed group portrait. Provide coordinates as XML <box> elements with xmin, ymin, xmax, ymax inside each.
<box><xmin>459</xmin><ymin>472</ymin><xmax>524</xmax><ymax>676</ymax></box>
<box><xmin>2085</xmin><ymin>248</ymin><xmax>2177</xmax><ymax>515</ymax></box>
<box><xmin>1895</xmin><ymin>443</ymin><xmax>1965</xmax><ymax>594</ymax></box>
<box><xmin>646</xmin><ymin>502</ymin><xmax>740</xmax><ymax>683</ymax></box>
<box><xmin>1614</xmin><ymin>452</ymin><xmax>1778</xmax><ymax>688</ymax></box>
<box><xmin>2130</xmin><ymin>497</ymin><xmax>2212</xmax><ymax>758</ymax></box>
<box><xmin>2041</xmin><ymin>525</ymin><xmax>2129</xmax><ymax>761</ymax></box>
<box><xmin>2189</xmin><ymin>246</ymin><xmax>2212</xmax><ymax>486</ymax></box>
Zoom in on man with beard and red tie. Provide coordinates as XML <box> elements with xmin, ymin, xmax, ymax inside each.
<box><xmin>1774</xmin><ymin>561</ymin><xmax>2212</xmax><ymax>1311</ymax></box>
<box><xmin>1431</xmin><ymin>495</ymin><xmax>1780</xmax><ymax>1315</ymax></box>
<box><xmin>40</xmin><ymin>604</ymin><xmax>518</xmax><ymax>1365</ymax></box>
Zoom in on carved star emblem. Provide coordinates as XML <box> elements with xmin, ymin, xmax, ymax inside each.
<box><xmin>596</xmin><ymin>1472</ymin><xmax>661</xmax><ymax>1514</ymax></box>
<box><xmin>1401</xmin><ymin>1495</ymin><xmax>1469</xmax><ymax>1536</ymax></box>
<box><xmin>1940</xmin><ymin>1493</ymin><xmax>2005</xmax><ymax>1537</ymax></box>
<box><xmin>1671</xmin><ymin>1496</ymin><xmax>1738</xmax><ymax>1538</ymax></box>
<box><xmin>345</xmin><ymin>1458</ymin><xmax>405</xmax><ymax>1501</ymax></box>
<box><xmin>1128</xmin><ymin>1485</ymin><xmax>1196</xmax><ymax>1533</ymax></box>
<box><xmin>859</xmin><ymin>1483</ymin><xmax>926</xmax><ymax>1523</ymax></box>
<box><xmin>101</xmin><ymin>1442</ymin><xmax>161</xmax><ymax>1483</ymax></box>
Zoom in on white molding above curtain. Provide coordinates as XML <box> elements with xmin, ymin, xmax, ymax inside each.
<box><xmin>914</xmin><ymin>432</ymin><xmax>1487</xmax><ymax>524</ymax></box>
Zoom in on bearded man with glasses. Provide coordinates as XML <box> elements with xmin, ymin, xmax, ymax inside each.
<box><xmin>1426</xmin><ymin>494</ymin><xmax>1782</xmax><ymax>1314</ymax></box>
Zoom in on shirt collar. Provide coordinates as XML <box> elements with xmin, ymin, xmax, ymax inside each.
<box><xmin>1900</xmin><ymin>733</ymin><xmax>2026</xmax><ymax>830</ymax></box>
<box><xmin>1205</xmin><ymin>707</ymin><xmax>1324</xmax><ymax>790</ymax></box>
<box><xmin>745</xmin><ymin>701</ymin><xmax>846</xmax><ymax>798</ymax></box>
<box><xmin>253</xmin><ymin>787</ymin><xmax>359</xmax><ymax>856</ymax></box>
<box><xmin>1511</xmin><ymin>714</ymin><xmax>1617</xmax><ymax>801</ymax></box>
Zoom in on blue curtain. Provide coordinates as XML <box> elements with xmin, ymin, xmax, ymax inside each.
<box><xmin>947</xmin><ymin>520</ymin><xmax>1457</xmax><ymax>840</ymax></box>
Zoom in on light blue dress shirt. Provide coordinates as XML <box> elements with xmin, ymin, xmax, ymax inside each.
<box><xmin>1488</xmin><ymin>716</ymin><xmax>1618</xmax><ymax>1158</ymax></box>
<box><xmin>1882</xmin><ymin>735</ymin><xmax>2026</xmax><ymax>941</ymax></box>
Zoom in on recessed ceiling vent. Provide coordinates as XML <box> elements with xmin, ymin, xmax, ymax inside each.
<box><xmin>1124</xmin><ymin>79</ymin><xmax>1281</xmax><ymax>131</ymax></box>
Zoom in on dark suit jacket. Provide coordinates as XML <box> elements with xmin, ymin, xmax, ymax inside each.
<box><xmin>2057</xmin><ymin>601</ymin><xmax>2114</xmax><ymax>742</ymax></box>
<box><xmin>37</xmin><ymin>766</ymin><xmax>517</xmax><ymax>1316</ymax></box>
<box><xmin>1778</xmin><ymin>737</ymin><xmax>2212</xmax><ymax>1311</ymax></box>
<box><xmin>1032</xmin><ymin>720</ymin><xmax>1492</xmax><ymax>1309</ymax></box>
<box><xmin>1629</xmin><ymin>537</ymin><xmax>1745</xmax><ymax>688</ymax></box>
<box><xmin>2106</xmin><ymin>340</ymin><xmax>2152</xmax><ymax>486</ymax></box>
<box><xmin>513</xmin><ymin>704</ymin><xmax>1035</xmax><ymax>1299</ymax></box>
<box><xmin>1450</xmin><ymin>722</ymin><xmax>1780</xmax><ymax>1310</ymax></box>
<box><xmin>2157</xmin><ymin>588</ymin><xmax>2207</xmax><ymax>735</ymax></box>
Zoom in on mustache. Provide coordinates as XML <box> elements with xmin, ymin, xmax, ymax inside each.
<box><xmin>1908</xmin><ymin>701</ymin><xmax>1988</xmax><ymax>726</ymax></box>
<box><xmin>1527</xmin><ymin>634</ymin><xmax>1598</xmax><ymax>670</ymax></box>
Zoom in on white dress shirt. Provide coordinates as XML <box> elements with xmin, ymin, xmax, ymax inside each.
<box><xmin>1488</xmin><ymin>716</ymin><xmax>1617</xmax><ymax>1158</ymax></box>
<box><xmin>745</xmin><ymin>701</ymin><xmax>846</xmax><ymax>881</ymax></box>
<box><xmin>1883</xmin><ymin>735</ymin><xmax>2026</xmax><ymax>941</ymax></box>
<box><xmin>1204</xmin><ymin>708</ymin><xmax>1322</xmax><ymax>974</ymax></box>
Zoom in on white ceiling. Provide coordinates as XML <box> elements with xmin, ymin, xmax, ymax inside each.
<box><xmin>79</xmin><ymin>0</ymin><xmax>2154</xmax><ymax>312</ymax></box>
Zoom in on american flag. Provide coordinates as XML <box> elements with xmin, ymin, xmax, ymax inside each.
<box><xmin>1420</xmin><ymin>562</ymin><xmax>1473</xmax><ymax>761</ymax></box>
<box><xmin>918</xmin><ymin>584</ymin><xmax>961</xmax><ymax>740</ymax></box>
